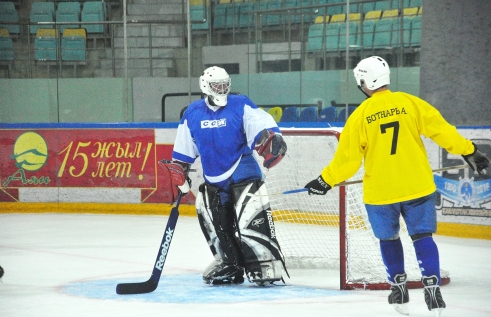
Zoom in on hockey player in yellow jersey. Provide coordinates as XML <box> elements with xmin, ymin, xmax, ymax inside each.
<box><xmin>305</xmin><ymin>56</ymin><xmax>491</xmax><ymax>316</ymax></box>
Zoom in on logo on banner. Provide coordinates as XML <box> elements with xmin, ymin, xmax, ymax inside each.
<box><xmin>10</xmin><ymin>132</ymin><xmax>48</xmax><ymax>171</ymax></box>
<box><xmin>436</xmin><ymin>139</ymin><xmax>491</xmax><ymax>217</ymax></box>
<box><xmin>3</xmin><ymin>132</ymin><xmax>51</xmax><ymax>186</ymax></box>
<box><xmin>434</xmin><ymin>175</ymin><xmax>491</xmax><ymax>208</ymax></box>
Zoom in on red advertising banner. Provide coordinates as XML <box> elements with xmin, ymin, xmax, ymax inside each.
<box><xmin>1</xmin><ymin>129</ymin><xmax>157</xmax><ymax>189</ymax></box>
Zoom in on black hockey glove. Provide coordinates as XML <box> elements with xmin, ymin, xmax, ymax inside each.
<box><xmin>462</xmin><ymin>143</ymin><xmax>491</xmax><ymax>175</ymax></box>
<box><xmin>304</xmin><ymin>175</ymin><xmax>331</xmax><ymax>195</ymax></box>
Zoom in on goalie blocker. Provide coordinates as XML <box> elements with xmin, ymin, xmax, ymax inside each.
<box><xmin>197</xmin><ymin>180</ymin><xmax>287</xmax><ymax>286</ymax></box>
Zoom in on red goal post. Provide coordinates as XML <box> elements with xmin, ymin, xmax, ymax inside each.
<box><xmin>261</xmin><ymin>128</ymin><xmax>450</xmax><ymax>290</ymax></box>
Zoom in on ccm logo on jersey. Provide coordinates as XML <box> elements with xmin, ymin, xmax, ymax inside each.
<box><xmin>201</xmin><ymin>118</ymin><xmax>226</xmax><ymax>128</ymax></box>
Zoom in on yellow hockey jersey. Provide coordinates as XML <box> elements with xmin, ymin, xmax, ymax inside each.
<box><xmin>321</xmin><ymin>89</ymin><xmax>474</xmax><ymax>205</ymax></box>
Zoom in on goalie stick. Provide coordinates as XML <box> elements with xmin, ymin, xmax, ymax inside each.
<box><xmin>116</xmin><ymin>191</ymin><xmax>183</xmax><ymax>295</ymax></box>
<box><xmin>266</xmin><ymin>164</ymin><xmax>470</xmax><ymax>196</ymax></box>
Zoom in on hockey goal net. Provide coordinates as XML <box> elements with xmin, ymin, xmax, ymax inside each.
<box><xmin>261</xmin><ymin>128</ymin><xmax>450</xmax><ymax>290</ymax></box>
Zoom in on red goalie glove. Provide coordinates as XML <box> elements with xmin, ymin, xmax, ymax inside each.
<box><xmin>254</xmin><ymin>129</ymin><xmax>287</xmax><ymax>169</ymax></box>
<box><xmin>158</xmin><ymin>160</ymin><xmax>191</xmax><ymax>202</ymax></box>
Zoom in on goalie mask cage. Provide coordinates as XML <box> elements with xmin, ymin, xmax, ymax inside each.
<box><xmin>261</xmin><ymin>128</ymin><xmax>450</xmax><ymax>290</ymax></box>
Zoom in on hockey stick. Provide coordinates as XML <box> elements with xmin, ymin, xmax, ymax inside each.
<box><xmin>267</xmin><ymin>164</ymin><xmax>470</xmax><ymax>196</ymax></box>
<box><xmin>116</xmin><ymin>191</ymin><xmax>183</xmax><ymax>295</ymax></box>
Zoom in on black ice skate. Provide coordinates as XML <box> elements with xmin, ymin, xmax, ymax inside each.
<box><xmin>203</xmin><ymin>260</ymin><xmax>244</xmax><ymax>285</ymax></box>
<box><xmin>246</xmin><ymin>260</ymin><xmax>283</xmax><ymax>286</ymax></box>
<box><xmin>388</xmin><ymin>273</ymin><xmax>409</xmax><ymax>315</ymax></box>
<box><xmin>422</xmin><ymin>275</ymin><xmax>446</xmax><ymax>317</ymax></box>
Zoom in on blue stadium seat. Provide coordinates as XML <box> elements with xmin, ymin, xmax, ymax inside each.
<box><xmin>325</xmin><ymin>23</ymin><xmax>340</xmax><ymax>52</ymax></box>
<box><xmin>0</xmin><ymin>28</ymin><xmax>14</xmax><ymax>61</ymax></box>
<box><xmin>284</xmin><ymin>0</ymin><xmax>298</xmax><ymax>20</ymax></box>
<box><xmin>373</xmin><ymin>18</ymin><xmax>393</xmax><ymax>49</ymax></box>
<box><xmin>81</xmin><ymin>1</ymin><xmax>106</xmax><ymax>34</ymax></box>
<box><xmin>339</xmin><ymin>21</ymin><xmax>357</xmax><ymax>49</ymax></box>
<box><xmin>34</xmin><ymin>28</ymin><xmax>58</xmax><ymax>61</ymax></box>
<box><xmin>190</xmin><ymin>4</ymin><xmax>209</xmax><ymax>30</ymax></box>
<box><xmin>356</xmin><ymin>19</ymin><xmax>375</xmax><ymax>50</ymax></box>
<box><xmin>318</xmin><ymin>106</ymin><xmax>337</xmax><ymax>122</ymax></box>
<box><xmin>30</xmin><ymin>2</ymin><xmax>55</xmax><ymax>34</ymax></box>
<box><xmin>318</xmin><ymin>0</ymin><xmax>342</xmax><ymax>16</ymax></box>
<box><xmin>259</xmin><ymin>1</ymin><xmax>268</xmax><ymax>26</ymax></box>
<box><xmin>266</xmin><ymin>0</ymin><xmax>282</xmax><ymax>26</ymax></box>
<box><xmin>403</xmin><ymin>16</ymin><xmax>412</xmax><ymax>47</ymax></box>
<box><xmin>299</xmin><ymin>106</ymin><xmax>318</xmax><ymax>122</ymax></box>
<box><xmin>62</xmin><ymin>28</ymin><xmax>86</xmax><ymax>61</ymax></box>
<box><xmin>307</xmin><ymin>23</ymin><xmax>324</xmax><ymax>51</ymax></box>
<box><xmin>391</xmin><ymin>16</ymin><xmax>412</xmax><ymax>48</ymax></box>
<box><xmin>375</xmin><ymin>0</ymin><xmax>392</xmax><ymax>11</ymax></box>
<box><xmin>337</xmin><ymin>106</ymin><xmax>356</xmax><ymax>122</ymax></box>
<box><xmin>56</xmin><ymin>2</ymin><xmax>81</xmax><ymax>33</ymax></box>
<box><xmin>280</xmin><ymin>107</ymin><xmax>300</xmax><ymax>122</ymax></box>
<box><xmin>297</xmin><ymin>0</ymin><xmax>316</xmax><ymax>24</ymax></box>
<box><xmin>213</xmin><ymin>3</ymin><xmax>227</xmax><ymax>29</ymax></box>
<box><xmin>238</xmin><ymin>2</ymin><xmax>255</xmax><ymax>28</ymax></box>
<box><xmin>410</xmin><ymin>15</ymin><xmax>421</xmax><ymax>47</ymax></box>
<box><xmin>362</xmin><ymin>2</ymin><xmax>376</xmax><ymax>13</ymax></box>
<box><xmin>0</xmin><ymin>2</ymin><xmax>20</xmax><ymax>36</ymax></box>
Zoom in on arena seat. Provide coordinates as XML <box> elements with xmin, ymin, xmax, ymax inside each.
<box><xmin>34</xmin><ymin>28</ymin><xmax>58</xmax><ymax>61</ymax></box>
<box><xmin>0</xmin><ymin>2</ymin><xmax>20</xmax><ymax>36</ymax></box>
<box><xmin>339</xmin><ymin>21</ymin><xmax>358</xmax><ymax>49</ymax></box>
<box><xmin>372</xmin><ymin>18</ymin><xmax>393</xmax><ymax>49</ymax></box>
<box><xmin>190</xmin><ymin>4</ymin><xmax>209</xmax><ymax>30</ymax></box>
<box><xmin>325</xmin><ymin>22</ymin><xmax>340</xmax><ymax>52</ymax></box>
<box><xmin>318</xmin><ymin>106</ymin><xmax>337</xmax><ymax>122</ymax></box>
<box><xmin>62</xmin><ymin>28</ymin><xmax>86</xmax><ymax>62</ymax></box>
<box><xmin>299</xmin><ymin>106</ymin><xmax>318</xmax><ymax>122</ymax></box>
<box><xmin>56</xmin><ymin>2</ymin><xmax>81</xmax><ymax>33</ymax></box>
<box><xmin>280</xmin><ymin>107</ymin><xmax>300</xmax><ymax>122</ymax></box>
<box><xmin>30</xmin><ymin>1</ymin><xmax>55</xmax><ymax>34</ymax></box>
<box><xmin>81</xmin><ymin>1</ymin><xmax>106</xmax><ymax>34</ymax></box>
<box><xmin>410</xmin><ymin>15</ymin><xmax>421</xmax><ymax>47</ymax></box>
<box><xmin>0</xmin><ymin>28</ymin><xmax>14</xmax><ymax>61</ymax></box>
<box><xmin>267</xmin><ymin>107</ymin><xmax>283</xmax><ymax>122</ymax></box>
<box><xmin>337</xmin><ymin>106</ymin><xmax>356</xmax><ymax>122</ymax></box>
<box><xmin>307</xmin><ymin>23</ymin><xmax>325</xmax><ymax>52</ymax></box>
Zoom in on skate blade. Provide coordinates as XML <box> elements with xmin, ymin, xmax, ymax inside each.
<box><xmin>433</xmin><ymin>308</ymin><xmax>444</xmax><ymax>317</ymax></box>
<box><xmin>392</xmin><ymin>303</ymin><xmax>409</xmax><ymax>315</ymax></box>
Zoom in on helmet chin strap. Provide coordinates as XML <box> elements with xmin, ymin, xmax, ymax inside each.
<box><xmin>357</xmin><ymin>85</ymin><xmax>371</xmax><ymax>98</ymax></box>
<box><xmin>207</xmin><ymin>95</ymin><xmax>218</xmax><ymax>107</ymax></box>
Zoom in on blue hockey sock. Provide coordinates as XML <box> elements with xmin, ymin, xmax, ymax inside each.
<box><xmin>380</xmin><ymin>238</ymin><xmax>405</xmax><ymax>283</ymax></box>
<box><xmin>413</xmin><ymin>236</ymin><xmax>441</xmax><ymax>281</ymax></box>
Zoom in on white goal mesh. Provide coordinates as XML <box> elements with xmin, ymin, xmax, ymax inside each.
<box><xmin>260</xmin><ymin>128</ymin><xmax>449</xmax><ymax>290</ymax></box>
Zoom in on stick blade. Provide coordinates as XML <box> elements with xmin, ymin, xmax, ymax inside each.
<box><xmin>116</xmin><ymin>279</ymin><xmax>158</xmax><ymax>295</ymax></box>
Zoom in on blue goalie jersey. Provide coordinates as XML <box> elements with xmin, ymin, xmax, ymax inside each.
<box><xmin>172</xmin><ymin>94</ymin><xmax>280</xmax><ymax>185</ymax></box>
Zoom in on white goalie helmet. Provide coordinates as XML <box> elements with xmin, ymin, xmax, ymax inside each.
<box><xmin>353</xmin><ymin>56</ymin><xmax>390</xmax><ymax>91</ymax></box>
<box><xmin>199</xmin><ymin>66</ymin><xmax>231</xmax><ymax>107</ymax></box>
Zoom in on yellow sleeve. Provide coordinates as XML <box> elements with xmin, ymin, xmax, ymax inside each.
<box><xmin>415</xmin><ymin>97</ymin><xmax>474</xmax><ymax>155</ymax></box>
<box><xmin>320</xmin><ymin>111</ymin><xmax>364</xmax><ymax>186</ymax></box>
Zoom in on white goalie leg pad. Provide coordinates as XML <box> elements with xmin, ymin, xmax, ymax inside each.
<box><xmin>232</xmin><ymin>180</ymin><xmax>286</xmax><ymax>284</ymax></box>
<box><xmin>196</xmin><ymin>187</ymin><xmax>225</xmax><ymax>261</ymax></box>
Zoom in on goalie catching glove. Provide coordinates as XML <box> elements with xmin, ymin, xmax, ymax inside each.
<box><xmin>254</xmin><ymin>129</ymin><xmax>287</xmax><ymax>169</ymax></box>
<box><xmin>462</xmin><ymin>143</ymin><xmax>491</xmax><ymax>175</ymax></box>
<box><xmin>304</xmin><ymin>175</ymin><xmax>332</xmax><ymax>195</ymax></box>
<box><xmin>158</xmin><ymin>159</ymin><xmax>191</xmax><ymax>202</ymax></box>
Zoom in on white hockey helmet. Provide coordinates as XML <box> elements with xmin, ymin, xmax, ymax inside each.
<box><xmin>353</xmin><ymin>56</ymin><xmax>390</xmax><ymax>91</ymax></box>
<box><xmin>199</xmin><ymin>66</ymin><xmax>231</xmax><ymax>107</ymax></box>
